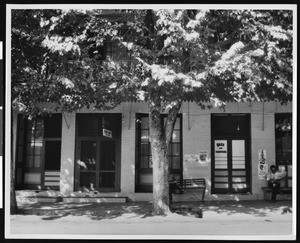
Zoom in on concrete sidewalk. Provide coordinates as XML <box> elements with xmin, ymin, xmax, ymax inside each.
<box><xmin>8</xmin><ymin>200</ymin><xmax>295</xmax><ymax>240</ymax></box>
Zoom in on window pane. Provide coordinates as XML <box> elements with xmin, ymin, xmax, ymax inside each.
<box><xmin>232</xmin><ymin>140</ymin><xmax>245</xmax><ymax>169</ymax></box>
<box><xmin>80</xmin><ymin>141</ymin><xmax>97</xmax><ymax>171</ymax></box>
<box><xmin>141</xmin><ymin>144</ymin><xmax>150</xmax><ymax>155</ymax></box>
<box><xmin>171</xmin><ymin>157</ymin><xmax>180</xmax><ymax>169</ymax></box>
<box><xmin>171</xmin><ymin>144</ymin><xmax>180</xmax><ymax>156</ymax></box>
<box><xmin>141</xmin><ymin>130</ymin><xmax>149</xmax><ymax>142</ymax></box>
<box><xmin>141</xmin><ymin>117</ymin><xmax>149</xmax><ymax>129</ymax></box>
<box><xmin>140</xmin><ymin>173</ymin><xmax>153</xmax><ymax>185</ymax></box>
<box><xmin>80</xmin><ymin>172</ymin><xmax>96</xmax><ymax>189</ymax></box>
<box><xmin>214</xmin><ymin>170</ymin><xmax>228</xmax><ymax>176</ymax></box>
<box><xmin>140</xmin><ymin>156</ymin><xmax>149</xmax><ymax>169</ymax></box>
<box><xmin>17</xmin><ymin>146</ymin><xmax>23</xmax><ymax>162</ymax></box>
<box><xmin>26</xmin><ymin>143</ymin><xmax>34</xmax><ymax>155</ymax></box>
<box><xmin>78</xmin><ymin>115</ymin><xmax>99</xmax><ymax>137</ymax></box>
<box><xmin>275</xmin><ymin>113</ymin><xmax>292</xmax><ymax>164</ymax></box>
<box><xmin>232</xmin><ymin>177</ymin><xmax>246</xmax><ymax>183</ymax></box>
<box><xmin>35</xmin><ymin>119</ymin><xmax>43</xmax><ymax>130</ymax></box>
<box><xmin>34</xmin><ymin>155</ymin><xmax>41</xmax><ymax>168</ymax></box>
<box><xmin>34</xmin><ymin>143</ymin><xmax>43</xmax><ymax>155</ymax></box>
<box><xmin>44</xmin><ymin>114</ymin><xmax>62</xmax><ymax>138</ymax></box>
<box><xmin>34</xmin><ymin>129</ymin><xmax>43</xmax><ymax>143</ymax></box>
<box><xmin>232</xmin><ymin>183</ymin><xmax>247</xmax><ymax>190</ymax></box>
<box><xmin>27</xmin><ymin>129</ymin><xmax>35</xmax><ymax>142</ymax></box>
<box><xmin>44</xmin><ymin>141</ymin><xmax>61</xmax><ymax>170</ymax></box>
<box><xmin>232</xmin><ymin>170</ymin><xmax>246</xmax><ymax>176</ymax></box>
<box><xmin>174</xmin><ymin>118</ymin><xmax>180</xmax><ymax>130</ymax></box>
<box><xmin>215</xmin><ymin>183</ymin><xmax>228</xmax><ymax>188</ymax></box>
<box><xmin>212</xmin><ymin>114</ymin><xmax>249</xmax><ymax>136</ymax></box>
<box><xmin>17</xmin><ymin>168</ymin><xmax>23</xmax><ymax>183</ymax></box>
<box><xmin>214</xmin><ymin>140</ymin><xmax>227</xmax><ymax>169</ymax></box>
<box><xmin>172</xmin><ymin>131</ymin><xmax>180</xmax><ymax>142</ymax></box>
<box><xmin>26</xmin><ymin>155</ymin><xmax>34</xmax><ymax>168</ymax></box>
<box><xmin>287</xmin><ymin>165</ymin><xmax>292</xmax><ymax>177</ymax></box>
<box><xmin>18</xmin><ymin>130</ymin><xmax>24</xmax><ymax>145</ymax></box>
<box><xmin>99</xmin><ymin>172</ymin><xmax>115</xmax><ymax>188</ymax></box>
<box><xmin>100</xmin><ymin>141</ymin><xmax>116</xmax><ymax>170</ymax></box>
<box><xmin>214</xmin><ymin>177</ymin><xmax>228</xmax><ymax>182</ymax></box>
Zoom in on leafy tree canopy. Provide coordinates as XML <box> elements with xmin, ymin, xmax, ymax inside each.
<box><xmin>11</xmin><ymin>9</ymin><xmax>293</xmax><ymax>117</ymax></box>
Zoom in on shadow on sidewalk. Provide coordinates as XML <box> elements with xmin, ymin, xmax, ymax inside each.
<box><xmin>15</xmin><ymin>200</ymin><xmax>292</xmax><ymax>221</ymax></box>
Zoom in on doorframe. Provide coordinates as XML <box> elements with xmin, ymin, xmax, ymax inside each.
<box><xmin>74</xmin><ymin>113</ymin><xmax>122</xmax><ymax>192</ymax></box>
<box><xmin>211</xmin><ymin>113</ymin><xmax>252</xmax><ymax>194</ymax></box>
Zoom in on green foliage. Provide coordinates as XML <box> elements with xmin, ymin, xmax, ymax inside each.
<box><xmin>11</xmin><ymin>9</ymin><xmax>293</xmax><ymax>116</ymax></box>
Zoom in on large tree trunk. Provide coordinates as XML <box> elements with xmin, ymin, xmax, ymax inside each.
<box><xmin>149</xmin><ymin>108</ymin><xmax>170</xmax><ymax>215</ymax></box>
<box><xmin>10</xmin><ymin>113</ymin><xmax>18</xmax><ymax>214</ymax></box>
<box><xmin>149</xmin><ymin>100</ymin><xmax>182</xmax><ymax>215</ymax></box>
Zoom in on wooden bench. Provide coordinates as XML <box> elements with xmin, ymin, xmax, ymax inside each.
<box><xmin>171</xmin><ymin>178</ymin><xmax>206</xmax><ymax>202</ymax></box>
<box><xmin>261</xmin><ymin>187</ymin><xmax>292</xmax><ymax>201</ymax></box>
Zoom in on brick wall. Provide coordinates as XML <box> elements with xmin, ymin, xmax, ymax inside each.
<box><xmin>17</xmin><ymin>101</ymin><xmax>292</xmax><ymax>201</ymax></box>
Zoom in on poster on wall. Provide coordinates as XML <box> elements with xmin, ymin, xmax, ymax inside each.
<box><xmin>184</xmin><ymin>154</ymin><xmax>200</xmax><ymax>164</ymax></box>
<box><xmin>258</xmin><ymin>149</ymin><xmax>267</xmax><ymax>164</ymax></box>
<box><xmin>198</xmin><ymin>151</ymin><xmax>209</xmax><ymax>166</ymax></box>
<box><xmin>258</xmin><ymin>164</ymin><xmax>268</xmax><ymax>179</ymax></box>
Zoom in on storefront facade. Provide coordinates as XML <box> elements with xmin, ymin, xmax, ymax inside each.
<box><xmin>13</xmin><ymin>101</ymin><xmax>293</xmax><ymax>201</ymax></box>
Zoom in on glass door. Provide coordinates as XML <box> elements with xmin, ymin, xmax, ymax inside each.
<box><xmin>78</xmin><ymin>139</ymin><xmax>119</xmax><ymax>191</ymax></box>
<box><xmin>79</xmin><ymin>140</ymin><xmax>98</xmax><ymax>190</ymax></box>
<box><xmin>75</xmin><ymin>114</ymin><xmax>121</xmax><ymax>192</ymax></box>
<box><xmin>212</xmin><ymin>138</ymin><xmax>250</xmax><ymax>193</ymax></box>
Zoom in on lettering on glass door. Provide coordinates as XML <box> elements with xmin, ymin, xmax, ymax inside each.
<box><xmin>214</xmin><ymin>140</ymin><xmax>227</xmax><ymax>169</ymax></box>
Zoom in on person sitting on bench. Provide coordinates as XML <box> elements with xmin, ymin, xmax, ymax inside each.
<box><xmin>266</xmin><ymin>165</ymin><xmax>287</xmax><ymax>202</ymax></box>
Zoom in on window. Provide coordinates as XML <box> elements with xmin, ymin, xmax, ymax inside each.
<box><xmin>25</xmin><ymin>118</ymin><xmax>43</xmax><ymax>169</ymax></box>
<box><xmin>275</xmin><ymin>113</ymin><xmax>292</xmax><ymax>187</ymax></box>
<box><xmin>16</xmin><ymin>114</ymin><xmax>62</xmax><ymax>189</ymax></box>
<box><xmin>135</xmin><ymin>114</ymin><xmax>182</xmax><ymax>192</ymax></box>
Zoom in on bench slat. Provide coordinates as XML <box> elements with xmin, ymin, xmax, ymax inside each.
<box><xmin>171</xmin><ymin>178</ymin><xmax>206</xmax><ymax>202</ymax></box>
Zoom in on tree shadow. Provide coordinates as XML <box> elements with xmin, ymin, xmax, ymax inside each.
<box><xmin>191</xmin><ymin>200</ymin><xmax>293</xmax><ymax>218</ymax></box>
<box><xmin>17</xmin><ymin>202</ymin><xmax>155</xmax><ymax>221</ymax></box>
<box><xmin>15</xmin><ymin>200</ymin><xmax>292</xmax><ymax>221</ymax></box>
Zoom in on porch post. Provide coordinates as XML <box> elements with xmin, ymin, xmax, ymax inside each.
<box><xmin>60</xmin><ymin>112</ymin><xmax>76</xmax><ymax>195</ymax></box>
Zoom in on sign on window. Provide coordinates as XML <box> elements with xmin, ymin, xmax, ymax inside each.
<box><xmin>215</xmin><ymin>140</ymin><xmax>227</xmax><ymax>169</ymax></box>
<box><xmin>103</xmin><ymin>128</ymin><xmax>112</xmax><ymax>138</ymax></box>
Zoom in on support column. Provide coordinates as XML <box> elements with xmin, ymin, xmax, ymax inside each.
<box><xmin>60</xmin><ymin>112</ymin><xmax>76</xmax><ymax>195</ymax></box>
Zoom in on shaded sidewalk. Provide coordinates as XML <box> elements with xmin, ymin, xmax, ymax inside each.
<box><xmin>9</xmin><ymin>200</ymin><xmax>294</xmax><ymax>238</ymax></box>
<box><xmin>14</xmin><ymin>199</ymin><xmax>293</xmax><ymax>220</ymax></box>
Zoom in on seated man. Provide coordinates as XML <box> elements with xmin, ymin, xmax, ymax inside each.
<box><xmin>266</xmin><ymin>165</ymin><xmax>287</xmax><ymax>202</ymax></box>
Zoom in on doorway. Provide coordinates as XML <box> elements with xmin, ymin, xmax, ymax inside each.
<box><xmin>75</xmin><ymin>114</ymin><xmax>121</xmax><ymax>192</ymax></box>
<box><xmin>211</xmin><ymin>114</ymin><xmax>251</xmax><ymax>194</ymax></box>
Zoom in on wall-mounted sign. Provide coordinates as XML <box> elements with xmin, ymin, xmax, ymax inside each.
<box><xmin>103</xmin><ymin>128</ymin><xmax>112</xmax><ymax>138</ymax></box>
<box><xmin>258</xmin><ymin>164</ymin><xmax>268</xmax><ymax>179</ymax></box>
<box><xmin>185</xmin><ymin>154</ymin><xmax>200</xmax><ymax>164</ymax></box>
<box><xmin>258</xmin><ymin>149</ymin><xmax>267</xmax><ymax>164</ymax></box>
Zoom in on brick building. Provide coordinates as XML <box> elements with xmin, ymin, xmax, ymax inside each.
<box><xmin>12</xmin><ymin>100</ymin><xmax>293</xmax><ymax>202</ymax></box>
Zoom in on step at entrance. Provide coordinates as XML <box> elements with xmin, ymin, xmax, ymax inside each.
<box><xmin>63</xmin><ymin>197</ymin><xmax>127</xmax><ymax>203</ymax></box>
